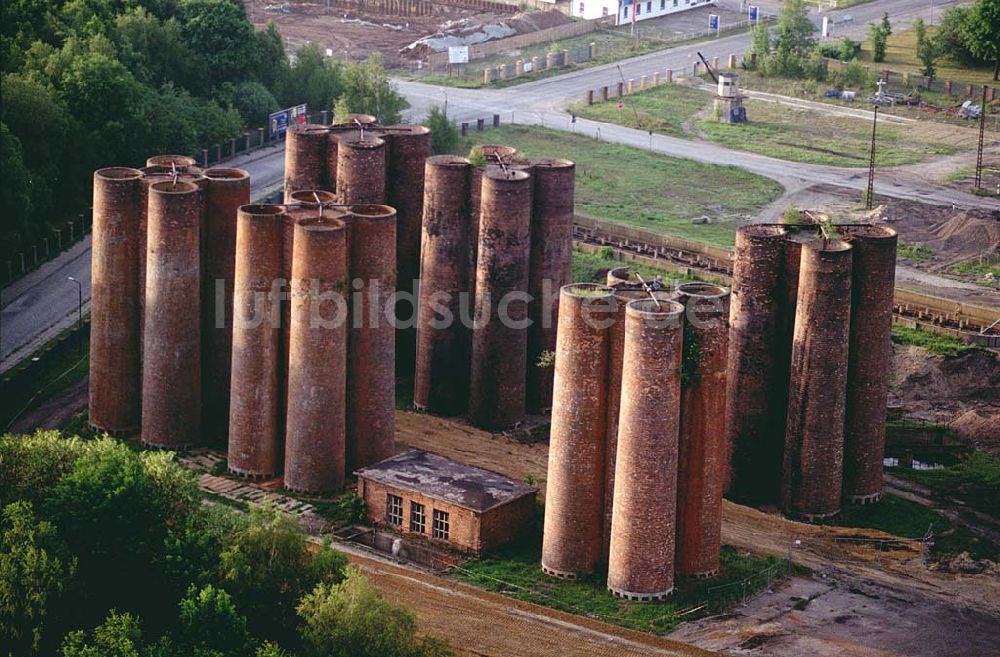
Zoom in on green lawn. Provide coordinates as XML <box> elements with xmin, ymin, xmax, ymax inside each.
<box><xmin>835</xmin><ymin>493</ymin><xmax>997</xmax><ymax>561</ymax></box>
<box><xmin>889</xmin><ymin>452</ymin><xmax>1000</xmax><ymax>520</ymax></box>
<box><xmin>698</xmin><ymin>100</ymin><xmax>966</xmax><ymax>166</ymax></box>
<box><xmin>890</xmin><ymin>324</ymin><xmax>984</xmax><ymax>357</ymax></box>
<box><xmin>897</xmin><ymin>243</ymin><xmax>933</xmax><ymax>262</ymax></box>
<box><xmin>863</xmin><ymin>25</ymin><xmax>1000</xmax><ymax>89</ymax></box>
<box><xmin>453</xmin><ymin>524</ymin><xmax>789</xmax><ymax>634</ymax></box>
<box><xmin>947</xmin><ymin>258</ymin><xmax>1000</xmax><ymax>286</ymax></box>
<box><xmin>457</xmin><ymin>125</ymin><xmax>784</xmax><ymax>247</ymax></box>
<box><xmin>569</xmin><ymin>83</ymin><xmax>710</xmax><ymax>137</ymax></box>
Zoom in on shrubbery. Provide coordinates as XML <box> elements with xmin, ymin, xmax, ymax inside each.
<box><xmin>0</xmin><ymin>432</ymin><xmax>450</xmax><ymax>657</ymax></box>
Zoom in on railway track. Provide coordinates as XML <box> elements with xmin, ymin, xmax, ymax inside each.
<box><xmin>572</xmin><ymin>219</ymin><xmax>1000</xmax><ymax>349</ymax></box>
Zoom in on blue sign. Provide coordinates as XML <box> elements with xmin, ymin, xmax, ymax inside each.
<box><xmin>268</xmin><ymin>104</ymin><xmax>308</xmax><ymax>139</ymax></box>
<box><xmin>709</xmin><ymin>14</ymin><xmax>719</xmax><ymax>30</ymax></box>
<box><xmin>749</xmin><ymin>6</ymin><xmax>759</xmax><ymax>21</ymax></box>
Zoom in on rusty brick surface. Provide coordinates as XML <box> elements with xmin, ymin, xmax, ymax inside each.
<box><xmin>607</xmin><ymin>298</ymin><xmax>684</xmax><ymax>600</ymax></box>
<box><xmin>284</xmin><ymin>124</ymin><xmax>330</xmax><ymax>202</ymax></box>
<box><xmin>345</xmin><ymin>204</ymin><xmax>398</xmax><ymax>469</ymax></box>
<box><xmin>526</xmin><ymin>158</ymin><xmax>575</xmax><ymax>414</ymax></box>
<box><xmin>675</xmin><ymin>283</ymin><xmax>730</xmax><ymax>578</ymax></box>
<box><xmin>141</xmin><ymin>181</ymin><xmax>203</xmax><ymax>449</ymax></box>
<box><xmin>842</xmin><ymin>225</ymin><xmax>897</xmax><ymax>504</ymax></box>
<box><xmin>89</xmin><ymin>167</ymin><xmax>144</xmax><ymax>434</ymax></box>
<box><xmin>146</xmin><ymin>155</ymin><xmax>197</xmax><ymax>167</ymax></box>
<box><xmin>468</xmin><ymin>168</ymin><xmax>532</xmax><ymax>430</ymax></box>
<box><xmin>782</xmin><ymin>239</ymin><xmax>853</xmax><ymax>520</ymax></box>
<box><xmin>137</xmin><ymin>165</ymin><xmax>204</xmax><ymax>371</ymax></box>
<box><xmin>228</xmin><ymin>205</ymin><xmax>284</xmax><ymax>478</ymax></box>
<box><xmin>200</xmin><ymin>168</ymin><xmax>251</xmax><ymax>444</ymax></box>
<box><xmin>285</xmin><ymin>216</ymin><xmax>350</xmax><ymax>492</ymax></box>
<box><xmin>466</xmin><ymin>145</ymin><xmax>518</xmax><ymax>312</ymax></box>
<box><xmin>336</xmin><ymin>132</ymin><xmax>386</xmax><ymax>205</ymax></box>
<box><xmin>385</xmin><ymin>125</ymin><xmax>432</xmax><ymax>376</ymax></box>
<box><xmin>414</xmin><ymin>155</ymin><xmax>472</xmax><ymax>414</ymax></box>
<box><xmin>542</xmin><ymin>284</ymin><xmax>614</xmax><ymax>578</ymax></box>
<box><xmin>724</xmin><ymin>225</ymin><xmax>788</xmax><ymax>504</ymax></box>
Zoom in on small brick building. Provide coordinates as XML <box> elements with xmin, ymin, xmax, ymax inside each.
<box><xmin>355</xmin><ymin>449</ymin><xmax>537</xmax><ymax>555</ymax></box>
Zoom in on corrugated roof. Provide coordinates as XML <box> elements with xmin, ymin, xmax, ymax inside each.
<box><xmin>355</xmin><ymin>449</ymin><xmax>537</xmax><ymax>513</ymax></box>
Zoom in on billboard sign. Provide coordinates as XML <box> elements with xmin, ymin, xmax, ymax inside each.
<box><xmin>269</xmin><ymin>104</ymin><xmax>308</xmax><ymax>139</ymax></box>
<box><xmin>749</xmin><ymin>6</ymin><xmax>758</xmax><ymax>22</ymax></box>
<box><xmin>709</xmin><ymin>14</ymin><xmax>719</xmax><ymax>31</ymax></box>
<box><xmin>448</xmin><ymin>46</ymin><xmax>470</xmax><ymax>64</ymax></box>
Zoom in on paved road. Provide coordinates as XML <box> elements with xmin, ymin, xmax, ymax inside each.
<box><xmin>1</xmin><ymin>0</ymin><xmax>992</xmax><ymax>372</ymax></box>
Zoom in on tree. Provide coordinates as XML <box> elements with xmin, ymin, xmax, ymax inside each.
<box><xmin>963</xmin><ymin>0</ymin><xmax>1000</xmax><ymax>80</ymax></box>
<box><xmin>868</xmin><ymin>16</ymin><xmax>889</xmax><ymax>63</ymax></box>
<box><xmin>219</xmin><ymin>81</ymin><xmax>280</xmax><ymax>127</ymax></box>
<box><xmin>218</xmin><ymin>506</ymin><xmax>347</xmax><ymax>641</ymax></box>
<box><xmin>744</xmin><ymin>23</ymin><xmax>770</xmax><ymax>69</ymax></box>
<box><xmin>914</xmin><ymin>18</ymin><xmax>942</xmax><ymax>80</ymax></box>
<box><xmin>936</xmin><ymin>6</ymin><xmax>979</xmax><ymax>66</ymax></box>
<box><xmin>774</xmin><ymin>0</ymin><xmax>815</xmax><ymax>59</ymax></box>
<box><xmin>59</xmin><ymin>611</ymin><xmax>144</xmax><ymax>657</ymax></box>
<box><xmin>337</xmin><ymin>54</ymin><xmax>409</xmax><ymax>125</ymax></box>
<box><xmin>0</xmin><ymin>124</ymin><xmax>34</xmax><ymax>250</ymax></box>
<box><xmin>178</xmin><ymin>0</ymin><xmax>255</xmax><ymax>89</ymax></box>
<box><xmin>423</xmin><ymin>106</ymin><xmax>457</xmax><ymax>155</ymax></box>
<box><xmin>0</xmin><ymin>501</ymin><xmax>77</xmax><ymax>655</ymax></box>
<box><xmin>296</xmin><ymin>568</ymin><xmax>452</xmax><ymax>657</ymax></box>
<box><xmin>176</xmin><ymin>585</ymin><xmax>255</xmax><ymax>657</ymax></box>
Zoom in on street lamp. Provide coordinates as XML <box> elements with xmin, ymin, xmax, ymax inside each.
<box><xmin>67</xmin><ymin>276</ymin><xmax>82</xmax><ymax>353</ymax></box>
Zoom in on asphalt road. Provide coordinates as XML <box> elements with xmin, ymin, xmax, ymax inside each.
<box><xmin>1</xmin><ymin>0</ymin><xmax>993</xmax><ymax>372</ymax></box>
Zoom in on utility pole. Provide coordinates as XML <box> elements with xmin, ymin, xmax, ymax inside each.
<box><xmin>866</xmin><ymin>106</ymin><xmax>878</xmax><ymax>209</ymax></box>
<box><xmin>68</xmin><ymin>277</ymin><xmax>82</xmax><ymax>353</ymax></box>
<box><xmin>975</xmin><ymin>84</ymin><xmax>987</xmax><ymax>193</ymax></box>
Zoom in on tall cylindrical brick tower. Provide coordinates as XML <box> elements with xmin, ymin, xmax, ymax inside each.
<box><xmin>782</xmin><ymin>238</ymin><xmax>853</xmax><ymax>521</ymax></box>
<box><xmin>842</xmin><ymin>225</ymin><xmax>897</xmax><ymax>504</ymax></box>
<box><xmin>608</xmin><ymin>297</ymin><xmax>684</xmax><ymax>601</ymax></box>
<box><xmin>336</xmin><ymin>133</ymin><xmax>386</xmax><ymax>205</ymax></box>
<box><xmin>228</xmin><ymin>204</ymin><xmax>284</xmax><ymax>478</ymax></box>
<box><xmin>89</xmin><ymin>167</ymin><xmax>144</xmax><ymax>434</ymax></box>
<box><xmin>345</xmin><ymin>204</ymin><xmax>397</xmax><ymax>469</ymax></box>
<box><xmin>413</xmin><ymin>155</ymin><xmax>472</xmax><ymax>414</ymax></box>
<box><xmin>284</xmin><ymin>216</ymin><xmax>350</xmax><ymax>492</ymax></box>
<box><xmin>603</xmin><ymin>282</ymin><xmax>676</xmax><ymax>561</ymax></box>
<box><xmin>200</xmin><ymin>168</ymin><xmax>251</xmax><ymax>443</ymax></box>
<box><xmin>675</xmin><ymin>282</ymin><xmax>730</xmax><ymax>578</ymax></box>
<box><xmin>725</xmin><ymin>224</ymin><xmax>788</xmax><ymax>503</ymax></box>
<box><xmin>141</xmin><ymin>180</ymin><xmax>203</xmax><ymax>449</ymax></box>
<box><xmin>466</xmin><ymin>146</ymin><xmax>518</xmax><ymax>311</ymax></box>
<box><xmin>468</xmin><ymin>168</ymin><xmax>532</xmax><ymax>430</ymax></box>
<box><xmin>526</xmin><ymin>158</ymin><xmax>575</xmax><ymax>414</ymax></box>
<box><xmin>385</xmin><ymin>125</ymin><xmax>432</xmax><ymax>375</ymax></box>
<box><xmin>542</xmin><ymin>284</ymin><xmax>614</xmax><ymax>579</ymax></box>
<box><xmin>137</xmin><ymin>165</ymin><xmax>204</xmax><ymax>371</ymax></box>
<box><xmin>284</xmin><ymin>124</ymin><xmax>330</xmax><ymax>202</ymax></box>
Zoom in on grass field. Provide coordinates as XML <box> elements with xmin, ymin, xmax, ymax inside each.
<box><xmin>453</xmin><ymin>523</ymin><xmax>789</xmax><ymax>634</ymax></box>
<box><xmin>834</xmin><ymin>493</ymin><xmax>997</xmax><ymax>560</ymax></box>
<box><xmin>889</xmin><ymin>452</ymin><xmax>1000</xmax><ymax>519</ymax></box>
<box><xmin>457</xmin><ymin>125</ymin><xmax>784</xmax><ymax>246</ymax></box>
<box><xmin>573</xmin><ymin>82</ymin><xmax>974</xmax><ymax>167</ymax></box>
<box><xmin>890</xmin><ymin>324</ymin><xmax>984</xmax><ymax>357</ymax></box>
<box><xmin>861</xmin><ymin>25</ymin><xmax>999</xmax><ymax>89</ymax></box>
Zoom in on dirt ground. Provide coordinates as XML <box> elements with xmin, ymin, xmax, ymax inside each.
<box><xmin>889</xmin><ymin>345</ymin><xmax>1000</xmax><ymax>455</ymax></box>
<box><xmin>396</xmin><ymin>410</ymin><xmax>1000</xmax><ymax>657</ymax></box>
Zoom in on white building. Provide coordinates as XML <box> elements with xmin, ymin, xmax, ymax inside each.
<box><xmin>571</xmin><ymin>0</ymin><xmax>712</xmax><ymax>25</ymax></box>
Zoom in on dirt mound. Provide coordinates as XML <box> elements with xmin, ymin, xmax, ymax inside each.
<box><xmin>400</xmin><ymin>9</ymin><xmax>571</xmax><ymax>58</ymax></box>
<box><xmin>889</xmin><ymin>346</ymin><xmax>1000</xmax><ymax>453</ymax></box>
<box><xmin>929</xmin><ymin>213</ymin><xmax>1000</xmax><ymax>263</ymax></box>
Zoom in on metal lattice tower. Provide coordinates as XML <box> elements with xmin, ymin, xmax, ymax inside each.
<box><xmin>975</xmin><ymin>85</ymin><xmax>987</xmax><ymax>192</ymax></box>
<box><xmin>866</xmin><ymin>106</ymin><xmax>878</xmax><ymax>209</ymax></box>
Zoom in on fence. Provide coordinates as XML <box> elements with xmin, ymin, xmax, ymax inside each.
<box><xmin>605</xmin><ymin>14</ymin><xmax>774</xmax><ymax>45</ymax></box>
<box><xmin>481</xmin><ymin>43</ymin><xmax>595</xmax><ymax>84</ymax></box>
<box><xmin>338</xmin><ymin>526</ymin><xmax>467</xmax><ymax>571</ymax></box>
<box><xmin>426</xmin><ymin>17</ymin><xmax>612</xmax><ymax>68</ymax></box>
<box><xmin>823</xmin><ymin>58</ymin><xmax>999</xmax><ymax>101</ymax></box>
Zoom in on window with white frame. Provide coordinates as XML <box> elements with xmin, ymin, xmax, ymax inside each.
<box><xmin>432</xmin><ymin>509</ymin><xmax>450</xmax><ymax>540</ymax></box>
<box><xmin>386</xmin><ymin>494</ymin><xmax>403</xmax><ymax>526</ymax></box>
<box><xmin>410</xmin><ymin>501</ymin><xmax>426</xmax><ymax>533</ymax></box>
<box><xmin>602</xmin><ymin>6</ymin><xmax>609</xmax><ymax>15</ymax></box>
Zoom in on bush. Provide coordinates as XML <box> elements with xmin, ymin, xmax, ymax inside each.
<box><xmin>423</xmin><ymin>105</ymin><xmax>458</xmax><ymax>155</ymax></box>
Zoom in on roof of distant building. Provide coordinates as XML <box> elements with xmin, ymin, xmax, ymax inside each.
<box><xmin>355</xmin><ymin>449</ymin><xmax>537</xmax><ymax>513</ymax></box>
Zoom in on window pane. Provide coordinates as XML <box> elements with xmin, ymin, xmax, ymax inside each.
<box><xmin>386</xmin><ymin>494</ymin><xmax>403</xmax><ymax>526</ymax></box>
